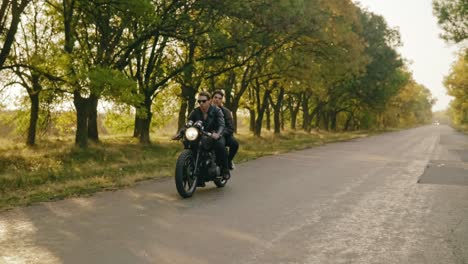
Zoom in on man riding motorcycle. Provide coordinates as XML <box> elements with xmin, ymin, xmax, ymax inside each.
<box><xmin>211</xmin><ymin>90</ymin><xmax>239</xmax><ymax>170</ymax></box>
<box><xmin>183</xmin><ymin>91</ymin><xmax>230</xmax><ymax>181</ymax></box>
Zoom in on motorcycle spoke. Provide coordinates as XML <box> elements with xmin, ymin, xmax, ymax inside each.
<box><xmin>183</xmin><ymin>158</ymin><xmax>195</xmax><ymax>191</ymax></box>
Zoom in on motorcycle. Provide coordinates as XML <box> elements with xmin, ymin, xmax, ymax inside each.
<box><xmin>173</xmin><ymin>120</ymin><xmax>229</xmax><ymax>198</ymax></box>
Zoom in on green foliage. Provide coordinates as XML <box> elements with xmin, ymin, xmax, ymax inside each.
<box><xmin>4</xmin><ymin>93</ymin><xmax>52</xmax><ymax>137</ymax></box>
<box><xmin>88</xmin><ymin>66</ymin><xmax>141</xmax><ymax>105</ymax></box>
<box><xmin>1</xmin><ymin>0</ymin><xmax>429</xmax><ymax>141</ymax></box>
<box><xmin>0</xmin><ymin>111</ymin><xmax>14</xmax><ymax>137</ymax></box>
<box><xmin>151</xmin><ymin>86</ymin><xmax>179</xmax><ymax>130</ymax></box>
<box><xmin>445</xmin><ymin>50</ymin><xmax>468</xmax><ymax>125</ymax></box>
<box><xmin>53</xmin><ymin>111</ymin><xmax>76</xmax><ymax>136</ymax></box>
<box><xmin>358</xmin><ymin>111</ymin><xmax>377</xmax><ymax>130</ymax></box>
<box><xmin>355</xmin><ymin>10</ymin><xmax>407</xmax><ymax>112</ymax></box>
<box><xmin>382</xmin><ymin>80</ymin><xmax>434</xmax><ymax>128</ymax></box>
<box><xmin>103</xmin><ymin>107</ymin><xmax>134</xmax><ymax>134</ymax></box>
<box><xmin>0</xmin><ymin>0</ymin><xmax>442</xmax><ymax>208</ymax></box>
<box><xmin>433</xmin><ymin>0</ymin><xmax>468</xmax><ymax>43</ymax></box>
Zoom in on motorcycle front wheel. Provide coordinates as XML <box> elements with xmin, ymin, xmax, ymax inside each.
<box><xmin>175</xmin><ymin>150</ymin><xmax>197</xmax><ymax>198</ymax></box>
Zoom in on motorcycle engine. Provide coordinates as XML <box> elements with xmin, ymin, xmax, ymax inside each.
<box><xmin>201</xmin><ymin>135</ymin><xmax>214</xmax><ymax>150</ymax></box>
<box><xmin>207</xmin><ymin>162</ymin><xmax>220</xmax><ymax>178</ymax></box>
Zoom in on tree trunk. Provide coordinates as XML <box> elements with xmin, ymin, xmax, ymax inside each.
<box><xmin>313</xmin><ymin>105</ymin><xmax>323</xmax><ymax>131</ymax></box>
<box><xmin>187</xmin><ymin>94</ymin><xmax>196</xmax><ymax>118</ymax></box>
<box><xmin>224</xmin><ymin>71</ymin><xmax>235</xmax><ymax>108</ymax></box>
<box><xmin>322</xmin><ymin>111</ymin><xmax>329</xmax><ymax>131</ymax></box>
<box><xmin>266</xmin><ymin>105</ymin><xmax>271</xmax><ymax>131</ymax></box>
<box><xmin>344</xmin><ymin>113</ymin><xmax>350</xmax><ymax>131</ymax></box>
<box><xmin>288</xmin><ymin>94</ymin><xmax>302</xmax><ymax>130</ymax></box>
<box><xmin>249</xmin><ymin>108</ymin><xmax>255</xmax><ymax>132</ymax></box>
<box><xmin>273</xmin><ymin>106</ymin><xmax>280</xmax><ymax>134</ymax></box>
<box><xmin>139</xmin><ymin>97</ymin><xmax>152</xmax><ymax>144</ymax></box>
<box><xmin>133</xmin><ymin>108</ymin><xmax>143</xmax><ymax>137</ymax></box>
<box><xmin>254</xmin><ymin>116</ymin><xmax>263</xmax><ymax>137</ymax></box>
<box><xmin>26</xmin><ymin>72</ymin><xmax>42</xmax><ymax>146</ymax></box>
<box><xmin>281</xmin><ymin>105</ymin><xmax>285</xmax><ymax>131</ymax></box>
<box><xmin>231</xmin><ymin>103</ymin><xmax>238</xmax><ymax>134</ymax></box>
<box><xmin>254</xmin><ymin>90</ymin><xmax>270</xmax><ymax>137</ymax></box>
<box><xmin>0</xmin><ymin>0</ymin><xmax>30</xmax><ymax>69</ymax></box>
<box><xmin>378</xmin><ymin>112</ymin><xmax>384</xmax><ymax>129</ymax></box>
<box><xmin>73</xmin><ymin>91</ymin><xmax>90</xmax><ymax>148</ymax></box>
<box><xmin>87</xmin><ymin>94</ymin><xmax>99</xmax><ymax>142</ymax></box>
<box><xmin>271</xmin><ymin>87</ymin><xmax>285</xmax><ymax>134</ymax></box>
<box><xmin>302</xmin><ymin>94</ymin><xmax>310</xmax><ymax>132</ymax></box>
<box><xmin>330</xmin><ymin>111</ymin><xmax>337</xmax><ymax>131</ymax></box>
<box><xmin>291</xmin><ymin>110</ymin><xmax>298</xmax><ymax>130</ymax></box>
<box><xmin>177</xmin><ymin>39</ymin><xmax>198</xmax><ymax>131</ymax></box>
<box><xmin>228</xmin><ymin>65</ymin><xmax>253</xmax><ymax>133</ymax></box>
<box><xmin>177</xmin><ymin>85</ymin><xmax>196</xmax><ymax>132</ymax></box>
<box><xmin>177</xmin><ymin>97</ymin><xmax>188</xmax><ymax>131</ymax></box>
<box><xmin>27</xmin><ymin>92</ymin><xmax>39</xmax><ymax>146</ymax></box>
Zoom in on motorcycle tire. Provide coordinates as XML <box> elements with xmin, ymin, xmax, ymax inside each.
<box><xmin>175</xmin><ymin>150</ymin><xmax>197</xmax><ymax>198</ymax></box>
<box><xmin>214</xmin><ymin>177</ymin><xmax>228</xmax><ymax>188</ymax></box>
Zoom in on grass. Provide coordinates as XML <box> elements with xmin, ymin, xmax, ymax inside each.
<box><xmin>453</xmin><ymin>124</ymin><xmax>468</xmax><ymax>135</ymax></box>
<box><xmin>0</xmin><ymin>129</ymin><xmax>373</xmax><ymax>211</ymax></box>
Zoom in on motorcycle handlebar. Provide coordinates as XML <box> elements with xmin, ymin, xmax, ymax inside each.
<box><xmin>201</xmin><ymin>131</ymin><xmax>212</xmax><ymax>137</ymax></box>
<box><xmin>172</xmin><ymin>126</ymin><xmax>213</xmax><ymax>140</ymax></box>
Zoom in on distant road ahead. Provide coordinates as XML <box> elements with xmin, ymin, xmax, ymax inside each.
<box><xmin>1</xmin><ymin>125</ymin><xmax>467</xmax><ymax>264</ymax></box>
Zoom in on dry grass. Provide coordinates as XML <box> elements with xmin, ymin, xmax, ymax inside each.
<box><xmin>0</xmin><ymin>130</ymin><xmax>371</xmax><ymax>211</ymax></box>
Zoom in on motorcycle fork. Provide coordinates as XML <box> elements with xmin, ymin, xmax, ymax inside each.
<box><xmin>193</xmin><ymin>148</ymin><xmax>201</xmax><ymax>176</ymax></box>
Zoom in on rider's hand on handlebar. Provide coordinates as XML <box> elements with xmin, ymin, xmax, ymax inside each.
<box><xmin>211</xmin><ymin>132</ymin><xmax>220</xmax><ymax>140</ymax></box>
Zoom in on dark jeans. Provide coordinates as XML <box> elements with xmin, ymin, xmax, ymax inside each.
<box><xmin>213</xmin><ymin>137</ymin><xmax>228</xmax><ymax>171</ymax></box>
<box><xmin>225</xmin><ymin>135</ymin><xmax>239</xmax><ymax>164</ymax></box>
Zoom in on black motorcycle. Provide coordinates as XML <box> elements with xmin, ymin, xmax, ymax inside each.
<box><xmin>173</xmin><ymin>120</ymin><xmax>229</xmax><ymax>198</ymax></box>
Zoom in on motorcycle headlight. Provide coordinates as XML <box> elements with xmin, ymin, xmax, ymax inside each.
<box><xmin>185</xmin><ymin>127</ymin><xmax>199</xmax><ymax>141</ymax></box>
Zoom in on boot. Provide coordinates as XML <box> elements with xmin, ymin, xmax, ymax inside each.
<box><xmin>229</xmin><ymin>160</ymin><xmax>236</xmax><ymax>170</ymax></box>
<box><xmin>222</xmin><ymin>168</ymin><xmax>231</xmax><ymax>180</ymax></box>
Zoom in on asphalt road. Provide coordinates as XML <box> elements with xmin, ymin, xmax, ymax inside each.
<box><xmin>1</xmin><ymin>125</ymin><xmax>468</xmax><ymax>264</ymax></box>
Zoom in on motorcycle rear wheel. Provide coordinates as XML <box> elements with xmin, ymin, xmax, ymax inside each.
<box><xmin>175</xmin><ymin>150</ymin><xmax>197</xmax><ymax>198</ymax></box>
<box><xmin>214</xmin><ymin>177</ymin><xmax>228</xmax><ymax>188</ymax></box>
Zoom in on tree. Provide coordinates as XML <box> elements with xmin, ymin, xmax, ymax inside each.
<box><xmin>382</xmin><ymin>79</ymin><xmax>434</xmax><ymax>127</ymax></box>
<box><xmin>172</xmin><ymin>1</ymin><xmax>227</xmax><ymax>132</ymax></box>
<box><xmin>124</xmin><ymin>0</ymin><xmax>221</xmax><ymax>144</ymax></box>
<box><xmin>433</xmin><ymin>1</ymin><xmax>467</xmax><ymax>126</ymax></box>
<box><xmin>433</xmin><ymin>0</ymin><xmax>468</xmax><ymax>43</ymax></box>
<box><xmin>346</xmin><ymin>10</ymin><xmax>408</xmax><ymax>129</ymax></box>
<box><xmin>0</xmin><ymin>0</ymin><xmax>32</xmax><ymax>70</ymax></box>
<box><xmin>48</xmin><ymin>0</ymin><xmax>158</xmax><ymax>147</ymax></box>
<box><xmin>287</xmin><ymin>0</ymin><xmax>367</xmax><ymax>131</ymax></box>
<box><xmin>5</xmin><ymin>0</ymin><xmax>62</xmax><ymax>145</ymax></box>
<box><xmin>445</xmin><ymin>50</ymin><xmax>468</xmax><ymax>125</ymax></box>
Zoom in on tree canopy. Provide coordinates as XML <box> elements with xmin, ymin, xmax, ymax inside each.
<box><xmin>0</xmin><ymin>0</ymin><xmax>434</xmax><ymax>147</ymax></box>
<box><xmin>445</xmin><ymin>51</ymin><xmax>468</xmax><ymax>125</ymax></box>
<box><xmin>433</xmin><ymin>0</ymin><xmax>468</xmax><ymax>43</ymax></box>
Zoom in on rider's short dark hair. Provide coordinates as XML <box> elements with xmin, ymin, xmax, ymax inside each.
<box><xmin>198</xmin><ymin>91</ymin><xmax>211</xmax><ymax>99</ymax></box>
<box><xmin>212</xmin><ymin>90</ymin><xmax>224</xmax><ymax>98</ymax></box>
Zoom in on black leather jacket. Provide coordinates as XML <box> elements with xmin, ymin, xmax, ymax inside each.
<box><xmin>188</xmin><ymin>105</ymin><xmax>225</xmax><ymax>135</ymax></box>
<box><xmin>220</xmin><ymin>106</ymin><xmax>235</xmax><ymax>136</ymax></box>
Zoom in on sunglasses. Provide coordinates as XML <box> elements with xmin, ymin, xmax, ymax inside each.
<box><xmin>197</xmin><ymin>99</ymin><xmax>208</xmax><ymax>104</ymax></box>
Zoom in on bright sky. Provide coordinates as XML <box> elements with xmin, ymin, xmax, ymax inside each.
<box><xmin>354</xmin><ymin>0</ymin><xmax>460</xmax><ymax>111</ymax></box>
